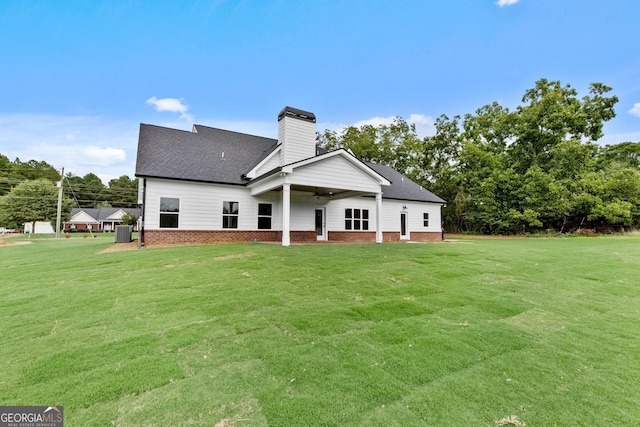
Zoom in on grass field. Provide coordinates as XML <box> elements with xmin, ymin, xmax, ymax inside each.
<box><xmin>1</xmin><ymin>235</ymin><xmax>639</xmax><ymax>426</ymax></box>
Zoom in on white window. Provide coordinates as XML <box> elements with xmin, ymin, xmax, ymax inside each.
<box><xmin>160</xmin><ymin>197</ymin><xmax>180</xmax><ymax>228</ymax></box>
<box><xmin>345</xmin><ymin>208</ymin><xmax>369</xmax><ymax>231</ymax></box>
<box><xmin>223</xmin><ymin>201</ymin><xmax>239</xmax><ymax>229</ymax></box>
<box><xmin>423</xmin><ymin>213</ymin><xmax>429</xmax><ymax>227</ymax></box>
<box><xmin>258</xmin><ymin>203</ymin><xmax>272</xmax><ymax>229</ymax></box>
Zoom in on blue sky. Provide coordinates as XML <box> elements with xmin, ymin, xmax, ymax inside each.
<box><xmin>1</xmin><ymin>0</ymin><xmax>639</xmax><ymax>182</ymax></box>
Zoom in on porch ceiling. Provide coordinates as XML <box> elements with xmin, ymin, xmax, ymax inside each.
<box><xmin>289</xmin><ymin>185</ymin><xmax>373</xmax><ymax>200</ymax></box>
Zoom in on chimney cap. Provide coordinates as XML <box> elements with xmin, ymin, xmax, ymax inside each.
<box><xmin>278</xmin><ymin>106</ymin><xmax>316</xmax><ymax>123</ymax></box>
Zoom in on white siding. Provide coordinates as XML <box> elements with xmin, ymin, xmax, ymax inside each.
<box><xmin>326</xmin><ymin>197</ymin><xmax>442</xmax><ymax>233</ymax></box>
<box><xmin>291</xmin><ymin>155</ymin><xmax>382</xmax><ymax>193</ymax></box>
<box><xmin>279</xmin><ymin>116</ymin><xmax>316</xmax><ymax>165</ymax></box>
<box><xmin>144</xmin><ymin>179</ymin><xmax>319</xmax><ymax>231</ymax></box>
<box><xmin>380</xmin><ymin>200</ymin><xmax>442</xmax><ymax>232</ymax></box>
<box><xmin>145</xmin><ymin>179</ymin><xmax>269</xmax><ymax>230</ymax></box>
<box><xmin>144</xmin><ymin>179</ymin><xmax>441</xmax><ymax>235</ymax></box>
<box><xmin>326</xmin><ymin>197</ymin><xmax>378</xmax><ymax>231</ymax></box>
<box><xmin>289</xmin><ymin>191</ymin><xmax>318</xmax><ymax>231</ymax></box>
<box><xmin>253</xmin><ymin>150</ymin><xmax>282</xmax><ymax>177</ymax></box>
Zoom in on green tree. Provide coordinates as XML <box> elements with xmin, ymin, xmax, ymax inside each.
<box><xmin>597</xmin><ymin>142</ymin><xmax>640</xmax><ymax>171</ymax></box>
<box><xmin>14</xmin><ymin>159</ymin><xmax>60</xmax><ymax>182</ymax></box>
<box><xmin>510</xmin><ymin>79</ymin><xmax>617</xmax><ymax>173</ymax></box>
<box><xmin>0</xmin><ymin>155</ymin><xmax>60</xmax><ymax>196</ymax></box>
<box><xmin>421</xmin><ymin>115</ymin><xmax>464</xmax><ymax>230</ymax></box>
<box><xmin>0</xmin><ymin>154</ymin><xmax>13</xmax><ymax>196</ymax></box>
<box><xmin>590</xmin><ymin>168</ymin><xmax>640</xmax><ymax>228</ymax></box>
<box><xmin>106</xmin><ymin>175</ymin><xmax>138</xmax><ymax>208</ymax></box>
<box><xmin>317</xmin><ymin>117</ymin><xmax>426</xmax><ymax>181</ymax></box>
<box><xmin>0</xmin><ymin>154</ymin><xmax>10</xmax><ymax>170</ymax></box>
<box><xmin>64</xmin><ymin>173</ymin><xmax>106</xmax><ymax>208</ymax></box>
<box><xmin>121</xmin><ymin>212</ymin><xmax>138</xmax><ymax>226</ymax></box>
<box><xmin>0</xmin><ymin>179</ymin><xmax>73</xmax><ymax>231</ymax></box>
<box><xmin>425</xmin><ymin>79</ymin><xmax>621</xmax><ymax>234</ymax></box>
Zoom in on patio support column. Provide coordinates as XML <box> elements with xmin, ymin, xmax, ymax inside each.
<box><xmin>376</xmin><ymin>192</ymin><xmax>383</xmax><ymax>243</ymax></box>
<box><xmin>282</xmin><ymin>183</ymin><xmax>291</xmax><ymax>246</ymax></box>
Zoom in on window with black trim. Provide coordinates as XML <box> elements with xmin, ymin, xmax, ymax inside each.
<box><xmin>423</xmin><ymin>212</ymin><xmax>429</xmax><ymax>227</ymax></box>
<box><xmin>258</xmin><ymin>203</ymin><xmax>272</xmax><ymax>229</ymax></box>
<box><xmin>160</xmin><ymin>197</ymin><xmax>179</xmax><ymax>228</ymax></box>
<box><xmin>223</xmin><ymin>201</ymin><xmax>239</xmax><ymax>228</ymax></box>
<box><xmin>345</xmin><ymin>208</ymin><xmax>369</xmax><ymax>230</ymax></box>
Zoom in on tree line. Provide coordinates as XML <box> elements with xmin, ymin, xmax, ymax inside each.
<box><xmin>0</xmin><ymin>155</ymin><xmax>138</xmax><ymax>229</ymax></box>
<box><xmin>319</xmin><ymin>78</ymin><xmax>640</xmax><ymax>234</ymax></box>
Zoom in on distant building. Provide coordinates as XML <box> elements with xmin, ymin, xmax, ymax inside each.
<box><xmin>64</xmin><ymin>207</ymin><xmax>140</xmax><ymax>232</ymax></box>
<box><xmin>23</xmin><ymin>221</ymin><xmax>55</xmax><ymax>234</ymax></box>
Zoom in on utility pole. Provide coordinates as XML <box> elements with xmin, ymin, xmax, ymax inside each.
<box><xmin>55</xmin><ymin>167</ymin><xmax>64</xmax><ymax>238</ymax></box>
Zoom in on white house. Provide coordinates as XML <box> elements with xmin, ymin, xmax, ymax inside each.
<box><xmin>64</xmin><ymin>207</ymin><xmax>140</xmax><ymax>232</ymax></box>
<box><xmin>135</xmin><ymin>107</ymin><xmax>445</xmax><ymax>247</ymax></box>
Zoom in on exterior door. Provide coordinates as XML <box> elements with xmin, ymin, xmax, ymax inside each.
<box><xmin>400</xmin><ymin>212</ymin><xmax>409</xmax><ymax>240</ymax></box>
<box><xmin>315</xmin><ymin>209</ymin><xmax>326</xmax><ymax>241</ymax></box>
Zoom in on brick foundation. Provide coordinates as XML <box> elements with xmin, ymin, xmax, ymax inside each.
<box><xmin>142</xmin><ymin>229</ymin><xmax>317</xmax><ymax>247</ymax></box>
<box><xmin>141</xmin><ymin>229</ymin><xmax>443</xmax><ymax>247</ymax></box>
<box><xmin>407</xmin><ymin>232</ymin><xmax>444</xmax><ymax>242</ymax></box>
<box><xmin>328</xmin><ymin>231</ymin><xmax>377</xmax><ymax>243</ymax></box>
<box><xmin>328</xmin><ymin>231</ymin><xmax>443</xmax><ymax>243</ymax></box>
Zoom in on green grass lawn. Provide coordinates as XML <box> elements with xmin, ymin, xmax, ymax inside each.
<box><xmin>1</xmin><ymin>236</ymin><xmax>639</xmax><ymax>426</ymax></box>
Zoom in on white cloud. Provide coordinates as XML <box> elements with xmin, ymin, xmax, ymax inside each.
<box><xmin>408</xmin><ymin>113</ymin><xmax>433</xmax><ymax>125</ymax></box>
<box><xmin>77</xmin><ymin>146</ymin><xmax>127</xmax><ymax>166</ymax></box>
<box><xmin>146</xmin><ymin>96</ymin><xmax>194</xmax><ymax>122</ymax></box>
<box><xmin>351</xmin><ymin>116</ymin><xmax>398</xmax><ymax>128</ymax></box>
<box><xmin>628</xmin><ymin>103</ymin><xmax>640</xmax><ymax>118</ymax></box>
<box><xmin>0</xmin><ymin>114</ymin><xmax>138</xmax><ymax>183</ymax></box>
<box><xmin>318</xmin><ymin>113</ymin><xmax>436</xmax><ymax>138</ymax></box>
<box><xmin>497</xmin><ymin>0</ymin><xmax>520</xmax><ymax>6</ymax></box>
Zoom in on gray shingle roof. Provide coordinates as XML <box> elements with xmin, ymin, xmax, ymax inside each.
<box><xmin>135</xmin><ymin>123</ymin><xmax>445</xmax><ymax>204</ymax></box>
<box><xmin>135</xmin><ymin>124</ymin><xmax>277</xmax><ymax>184</ymax></box>
<box><xmin>70</xmin><ymin>208</ymin><xmax>99</xmax><ymax>222</ymax></box>
<box><xmin>69</xmin><ymin>207</ymin><xmax>141</xmax><ymax>221</ymax></box>
<box><xmin>367</xmin><ymin>163</ymin><xmax>446</xmax><ymax>204</ymax></box>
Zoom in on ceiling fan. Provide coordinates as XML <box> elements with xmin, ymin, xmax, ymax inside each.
<box><xmin>313</xmin><ymin>187</ymin><xmax>336</xmax><ymax>199</ymax></box>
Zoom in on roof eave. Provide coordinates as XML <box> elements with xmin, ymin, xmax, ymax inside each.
<box><xmin>135</xmin><ymin>174</ymin><xmax>246</xmax><ymax>187</ymax></box>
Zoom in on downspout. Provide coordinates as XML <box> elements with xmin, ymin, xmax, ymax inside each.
<box><xmin>139</xmin><ymin>178</ymin><xmax>147</xmax><ymax>248</ymax></box>
<box><xmin>441</xmin><ymin>203</ymin><xmax>446</xmax><ymax>241</ymax></box>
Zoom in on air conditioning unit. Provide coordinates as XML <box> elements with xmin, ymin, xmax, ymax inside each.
<box><xmin>115</xmin><ymin>225</ymin><xmax>133</xmax><ymax>243</ymax></box>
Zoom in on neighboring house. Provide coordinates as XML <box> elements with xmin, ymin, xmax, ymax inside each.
<box><xmin>64</xmin><ymin>207</ymin><xmax>140</xmax><ymax>232</ymax></box>
<box><xmin>135</xmin><ymin>106</ymin><xmax>446</xmax><ymax>247</ymax></box>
